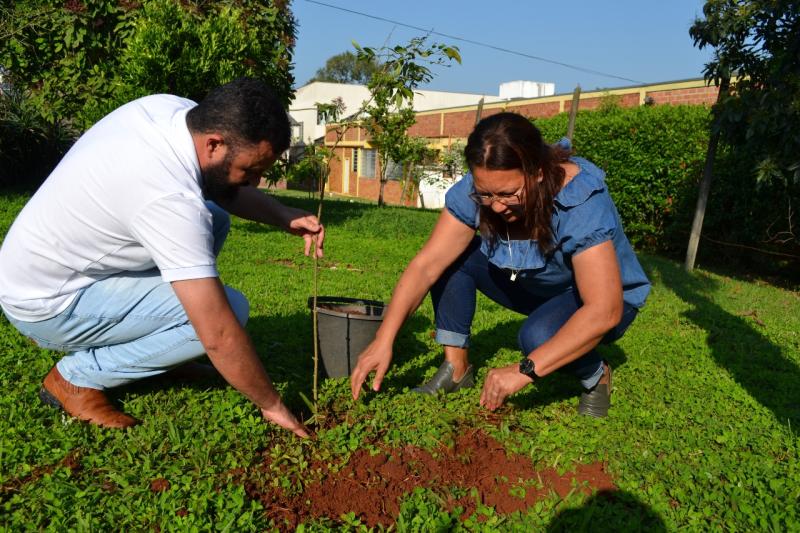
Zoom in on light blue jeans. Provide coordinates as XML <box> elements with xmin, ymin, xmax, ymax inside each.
<box><xmin>3</xmin><ymin>202</ymin><xmax>249</xmax><ymax>390</ymax></box>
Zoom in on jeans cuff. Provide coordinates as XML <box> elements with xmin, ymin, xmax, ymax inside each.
<box><xmin>56</xmin><ymin>359</ymin><xmax>105</xmax><ymax>390</ymax></box>
<box><xmin>435</xmin><ymin>328</ymin><xmax>470</xmax><ymax>348</ymax></box>
<box><xmin>580</xmin><ymin>362</ymin><xmax>604</xmax><ymax>390</ymax></box>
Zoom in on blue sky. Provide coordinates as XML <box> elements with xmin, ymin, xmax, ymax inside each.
<box><xmin>291</xmin><ymin>0</ymin><xmax>715</xmax><ymax>96</ymax></box>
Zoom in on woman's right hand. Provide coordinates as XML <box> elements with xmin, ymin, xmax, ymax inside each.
<box><xmin>350</xmin><ymin>338</ymin><xmax>393</xmax><ymax>400</ymax></box>
<box><xmin>349</xmin><ymin>210</ymin><xmax>475</xmax><ymax>401</ymax></box>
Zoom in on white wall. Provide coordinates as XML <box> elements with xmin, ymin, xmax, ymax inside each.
<box><xmin>499</xmin><ymin>80</ymin><xmax>556</xmax><ymax>99</ymax></box>
<box><xmin>289</xmin><ymin>82</ymin><xmax>503</xmax><ymax>145</ymax></box>
<box><xmin>417</xmin><ymin>171</ymin><xmax>461</xmax><ymax>209</ymax></box>
<box><xmin>289</xmin><ymin>82</ymin><xmax>371</xmax><ymax>145</ymax></box>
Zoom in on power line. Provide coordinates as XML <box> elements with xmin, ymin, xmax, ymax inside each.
<box><xmin>304</xmin><ymin>0</ymin><xmax>646</xmax><ymax>85</ymax></box>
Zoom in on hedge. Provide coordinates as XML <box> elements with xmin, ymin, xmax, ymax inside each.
<box><xmin>534</xmin><ymin>104</ymin><xmax>799</xmax><ymax>276</ymax></box>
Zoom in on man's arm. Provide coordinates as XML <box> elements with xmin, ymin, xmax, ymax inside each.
<box><xmin>171</xmin><ymin>276</ymin><xmax>309</xmax><ymax>437</ymax></box>
<box><xmin>218</xmin><ymin>187</ymin><xmax>324</xmax><ymax>257</ymax></box>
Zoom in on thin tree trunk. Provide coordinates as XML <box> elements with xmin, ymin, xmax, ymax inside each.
<box><xmin>378</xmin><ymin>177</ymin><xmax>386</xmax><ymax>207</ymax></box>
<box><xmin>685</xmin><ymin>76</ymin><xmax>730</xmax><ymax>272</ymax></box>
<box><xmin>400</xmin><ymin>169</ymin><xmax>410</xmax><ymax>205</ymax></box>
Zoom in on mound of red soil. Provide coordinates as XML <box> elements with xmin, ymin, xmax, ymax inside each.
<box><xmin>242</xmin><ymin>430</ymin><xmax>616</xmax><ymax>529</ymax></box>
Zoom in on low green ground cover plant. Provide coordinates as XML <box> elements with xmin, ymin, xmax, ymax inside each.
<box><xmin>0</xmin><ymin>192</ymin><xmax>798</xmax><ymax>530</ymax></box>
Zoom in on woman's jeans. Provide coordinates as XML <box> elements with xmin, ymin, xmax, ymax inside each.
<box><xmin>430</xmin><ymin>237</ymin><xmax>638</xmax><ymax>390</ymax></box>
<box><xmin>3</xmin><ymin>202</ymin><xmax>249</xmax><ymax>390</ymax></box>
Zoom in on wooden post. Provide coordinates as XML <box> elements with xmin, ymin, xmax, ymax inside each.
<box><xmin>684</xmin><ymin>76</ymin><xmax>731</xmax><ymax>272</ymax></box>
<box><xmin>566</xmin><ymin>85</ymin><xmax>581</xmax><ymax>141</ymax></box>
<box><xmin>474</xmin><ymin>97</ymin><xmax>484</xmax><ymax>126</ymax></box>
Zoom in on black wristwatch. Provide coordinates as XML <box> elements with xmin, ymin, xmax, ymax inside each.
<box><xmin>519</xmin><ymin>357</ymin><xmax>538</xmax><ymax>381</ymax></box>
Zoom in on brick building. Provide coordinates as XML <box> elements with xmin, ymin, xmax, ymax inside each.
<box><xmin>319</xmin><ymin>77</ymin><xmax>721</xmax><ymax>207</ymax></box>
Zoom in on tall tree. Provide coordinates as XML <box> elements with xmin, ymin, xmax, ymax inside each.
<box><xmin>685</xmin><ymin>0</ymin><xmax>799</xmax><ymax>269</ymax></box>
<box><xmin>690</xmin><ymin>0</ymin><xmax>799</xmax><ymax>185</ymax></box>
<box><xmin>308</xmin><ymin>51</ymin><xmax>381</xmax><ymax>85</ymax></box>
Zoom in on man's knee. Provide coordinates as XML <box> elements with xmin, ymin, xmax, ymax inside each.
<box><xmin>224</xmin><ymin>286</ymin><xmax>249</xmax><ymax>326</ymax></box>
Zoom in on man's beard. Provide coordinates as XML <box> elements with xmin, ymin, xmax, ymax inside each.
<box><xmin>201</xmin><ymin>152</ymin><xmax>239</xmax><ymax>204</ymax></box>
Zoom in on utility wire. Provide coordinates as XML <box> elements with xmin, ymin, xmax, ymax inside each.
<box><xmin>304</xmin><ymin>0</ymin><xmax>646</xmax><ymax>85</ymax></box>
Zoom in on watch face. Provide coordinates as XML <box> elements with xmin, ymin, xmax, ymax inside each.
<box><xmin>520</xmin><ymin>358</ymin><xmax>534</xmax><ymax>376</ymax></box>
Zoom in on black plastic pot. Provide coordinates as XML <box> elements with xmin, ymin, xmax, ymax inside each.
<box><xmin>308</xmin><ymin>296</ymin><xmax>385</xmax><ymax>379</ymax></box>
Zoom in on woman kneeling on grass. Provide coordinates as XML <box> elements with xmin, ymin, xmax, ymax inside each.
<box><xmin>350</xmin><ymin>112</ymin><xmax>650</xmax><ymax>417</ymax></box>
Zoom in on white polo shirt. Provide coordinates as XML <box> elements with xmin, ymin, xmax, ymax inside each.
<box><xmin>0</xmin><ymin>94</ymin><xmax>218</xmax><ymax>321</ymax></box>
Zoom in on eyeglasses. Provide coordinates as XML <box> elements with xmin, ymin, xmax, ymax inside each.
<box><xmin>468</xmin><ymin>190</ymin><xmax>523</xmax><ymax>206</ymax></box>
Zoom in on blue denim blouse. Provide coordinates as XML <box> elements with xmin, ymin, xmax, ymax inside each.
<box><xmin>445</xmin><ymin>151</ymin><xmax>651</xmax><ymax>308</ymax></box>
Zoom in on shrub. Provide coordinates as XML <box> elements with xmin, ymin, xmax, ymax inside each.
<box><xmin>535</xmin><ymin>104</ymin><xmax>711</xmax><ymax>251</ymax></box>
<box><xmin>0</xmin><ymin>88</ymin><xmax>73</xmax><ymax>190</ymax></box>
<box><xmin>534</xmin><ymin>104</ymin><xmax>799</xmax><ymax>274</ymax></box>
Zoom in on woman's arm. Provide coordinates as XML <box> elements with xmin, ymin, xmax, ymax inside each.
<box><xmin>350</xmin><ymin>210</ymin><xmax>476</xmax><ymax>399</ymax></box>
<box><xmin>527</xmin><ymin>240</ymin><xmax>623</xmax><ymax>375</ymax></box>
<box><xmin>480</xmin><ymin>240</ymin><xmax>623</xmax><ymax>410</ymax></box>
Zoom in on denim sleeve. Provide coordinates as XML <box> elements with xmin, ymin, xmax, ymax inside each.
<box><xmin>445</xmin><ymin>173</ymin><xmax>479</xmax><ymax>229</ymax></box>
<box><xmin>560</xmin><ymin>191</ymin><xmax>618</xmax><ymax>256</ymax></box>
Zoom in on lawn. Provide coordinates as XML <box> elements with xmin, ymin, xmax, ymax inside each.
<box><xmin>1</xmin><ymin>190</ymin><xmax>798</xmax><ymax>531</ymax></box>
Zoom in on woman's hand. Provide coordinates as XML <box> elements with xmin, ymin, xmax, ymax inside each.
<box><xmin>350</xmin><ymin>339</ymin><xmax>394</xmax><ymax>400</ymax></box>
<box><xmin>479</xmin><ymin>363</ymin><xmax>533</xmax><ymax>410</ymax></box>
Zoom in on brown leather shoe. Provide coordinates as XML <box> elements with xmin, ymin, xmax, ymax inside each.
<box><xmin>39</xmin><ymin>366</ymin><xmax>139</xmax><ymax>429</ymax></box>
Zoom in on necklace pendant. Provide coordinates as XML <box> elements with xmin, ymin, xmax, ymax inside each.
<box><xmin>510</xmin><ymin>272</ymin><xmax>518</xmax><ymax>282</ymax></box>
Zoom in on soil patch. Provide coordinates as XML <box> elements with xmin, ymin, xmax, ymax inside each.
<box><xmin>315</xmin><ymin>303</ymin><xmax>373</xmax><ymax>315</ymax></box>
<box><xmin>150</xmin><ymin>478</ymin><xmax>170</xmax><ymax>492</ymax></box>
<box><xmin>241</xmin><ymin>430</ymin><xmax>615</xmax><ymax>529</ymax></box>
<box><xmin>0</xmin><ymin>449</ymin><xmax>81</xmax><ymax>502</ymax></box>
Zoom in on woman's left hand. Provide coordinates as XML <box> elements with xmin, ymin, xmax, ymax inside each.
<box><xmin>480</xmin><ymin>363</ymin><xmax>534</xmax><ymax>410</ymax></box>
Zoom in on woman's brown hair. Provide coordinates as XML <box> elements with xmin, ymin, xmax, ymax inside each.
<box><xmin>464</xmin><ymin>112</ymin><xmax>571</xmax><ymax>253</ymax></box>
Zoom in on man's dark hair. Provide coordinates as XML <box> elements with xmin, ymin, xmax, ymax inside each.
<box><xmin>186</xmin><ymin>78</ymin><xmax>291</xmax><ymax>154</ymax></box>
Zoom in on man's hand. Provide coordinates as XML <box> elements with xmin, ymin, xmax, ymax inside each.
<box><xmin>221</xmin><ymin>188</ymin><xmax>325</xmax><ymax>258</ymax></box>
<box><xmin>479</xmin><ymin>363</ymin><xmax>533</xmax><ymax>411</ymax></box>
<box><xmin>350</xmin><ymin>339</ymin><xmax>393</xmax><ymax>400</ymax></box>
<box><xmin>261</xmin><ymin>401</ymin><xmax>311</xmax><ymax>438</ymax></box>
<box><xmin>287</xmin><ymin>213</ymin><xmax>324</xmax><ymax>258</ymax></box>
<box><xmin>172</xmin><ymin>277</ymin><xmax>309</xmax><ymax>439</ymax></box>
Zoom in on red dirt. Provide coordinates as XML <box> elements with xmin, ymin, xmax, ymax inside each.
<box><xmin>241</xmin><ymin>430</ymin><xmax>616</xmax><ymax>529</ymax></box>
<box><xmin>316</xmin><ymin>303</ymin><xmax>370</xmax><ymax>315</ymax></box>
<box><xmin>0</xmin><ymin>449</ymin><xmax>82</xmax><ymax>501</ymax></box>
<box><xmin>149</xmin><ymin>478</ymin><xmax>170</xmax><ymax>492</ymax></box>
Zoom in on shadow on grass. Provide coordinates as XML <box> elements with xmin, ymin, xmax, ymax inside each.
<box><xmin>546</xmin><ymin>490</ymin><xmax>667</xmax><ymax>532</ymax></box>
<box><xmin>644</xmin><ymin>255</ymin><xmax>800</xmax><ymax>427</ymax></box>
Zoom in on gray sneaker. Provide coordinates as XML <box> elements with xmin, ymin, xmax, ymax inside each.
<box><xmin>578</xmin><ymin>361</ymin><xmax>612</xmax><ymax>417</ymax></box>
<box><xmin>412</xmin><ymin>361</ymin><xmax>474</xmax><ymax>395</ymax></box>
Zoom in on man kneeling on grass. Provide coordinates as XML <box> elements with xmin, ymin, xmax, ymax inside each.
<box><xmin>0</xmin><ymin>78</ymin><xmax>317</xmax><ymax>436</ymax></box>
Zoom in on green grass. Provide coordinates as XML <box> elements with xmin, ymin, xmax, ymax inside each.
<box><xmin>1</xmin><ymin>191</ymin><xmax>798</xmax><ymax>531</ymax></box>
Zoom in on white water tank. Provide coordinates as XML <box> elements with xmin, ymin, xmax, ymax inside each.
<box><xmin>499</xmin><ymin>80</ymin><xmax>555</xmax><ymax>99</ymax></box>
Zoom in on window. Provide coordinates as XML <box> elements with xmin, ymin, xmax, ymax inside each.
<box><xmin>291</xmin><ymin>123</ymin><xmax>303</xmax><ymax>143</ymax></box>
<box><xmin>385</xmin><ymin>159</ymin><xmax>403</xmax><ymax>181</ymax></box>
<box><xmin>352</xmin><ymin>148</ymin><xmax>358</xmax><ymax>174</ymax></box>
<box><xmin>361</xmin><ymin>149</ymin><xmax>376</xmax><ymax>178</ymax></box>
